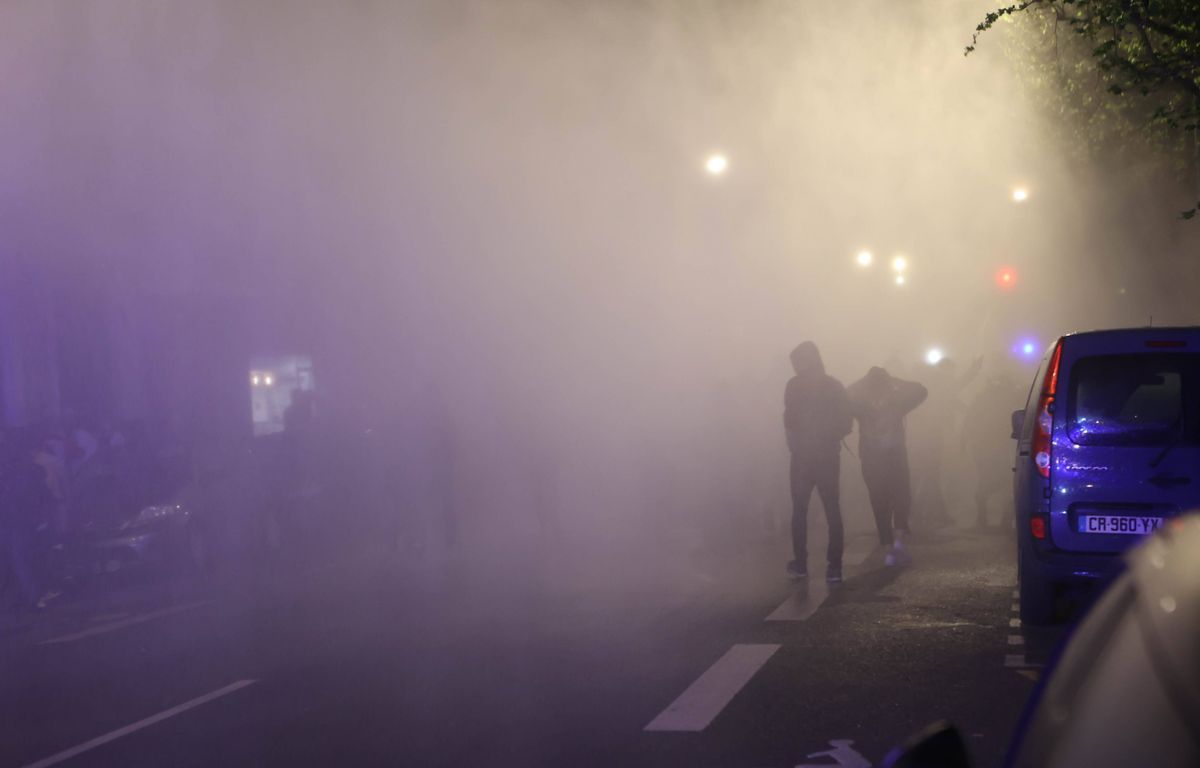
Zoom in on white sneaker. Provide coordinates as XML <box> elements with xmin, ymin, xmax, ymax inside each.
<box><xmin>885</xmin><ymin>543</ymin><xmax>912</xmax><ymax>567</ymax></box>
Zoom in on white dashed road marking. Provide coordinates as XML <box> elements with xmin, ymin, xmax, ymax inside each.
<box><xmin>645</xmin><ymin>644</ymin><xmax>780</xmax><ymax>732</ymax></box>
<box><xmin>766</xmin><ymin>539</ymin><xmax>875</xmax><ymax>622</ymax></box>
<box><xmin>18</xmin><ymin>679</ymin><xmax>257</xmax><ymax>768</ymax></box>
<box><xmin>39</xmin><ymin>601</ymin><xmax>209</xmax><ymax>645</ymax></box>
<box><xmin>1004</xmin><ymin>653</ymin><xmax>1043</xmax><ymax>670</ymax></box>
<box><xmin>767</xmin><ymin>580</ymin><xmax>831</xmax><ymax>622</ymax></box>
<box><xmin>845</xmin><ymin>552</ymin><xmax>871</xmax><ymax>567</ymax></box>
<box><xmin>845</xmin><ymin>535</ymin><xmax>879</xmax><ymax>567</ymax></box>
<box><xmin>844</xmin><ymin>545</ymin><xmax>877</xmax><ymax>567</ymax></box>
<box><xmin>1005</xmin><ymin>591</ymin><xmax>1043</xmax><ymax>672</ymax></box>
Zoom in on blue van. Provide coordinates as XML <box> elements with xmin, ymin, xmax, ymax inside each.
<box><xmin>1012</xmin><ymin>327</ymin><xmax>1200</xmax><ymax>624</ymax></box>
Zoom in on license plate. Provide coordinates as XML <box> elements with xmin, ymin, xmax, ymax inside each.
<box><xmin>1078</xmin><ymin>515</ymin><xmax>1163</xmax><ymax>535</ymax></box>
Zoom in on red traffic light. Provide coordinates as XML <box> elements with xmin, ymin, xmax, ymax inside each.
<box><xmin>994</xmin><ymin>266</ymin><xmax>1018</xmax><ymax>290</ymax></box>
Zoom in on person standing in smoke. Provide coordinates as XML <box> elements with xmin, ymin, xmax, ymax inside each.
<box><xmin>782</xmin><ymin>342</ymin><xmax>853</xmax><ymax>582</ymax></box>
<box><xmin>847</xmin><ymin>367</ymin><xmax>927</xmax><ymax>566</ymax></box>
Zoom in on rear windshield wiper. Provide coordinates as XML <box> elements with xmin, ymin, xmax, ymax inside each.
<box><xmin>1149</xmin><ymin>414</ymin><xmax>1185</xmax><ymax>469</ymax></box>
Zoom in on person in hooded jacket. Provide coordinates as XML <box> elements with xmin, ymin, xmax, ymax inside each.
<box><xmin>782</xmin><ymin>342</ymin><xmax>853</xmax><ymax>582</ymax></box>
<box><xmin>847</xmin><ymin>366</ymin><xmax>927</xmax><ymax>566</ymax></box>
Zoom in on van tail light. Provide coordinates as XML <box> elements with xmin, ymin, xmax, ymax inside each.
<box><xmin>1033</xmin><ymin>340</ymin><xmax>1063</xmax><ymax>478</ymax></box>
<box><xmin>1030</xmin><ymin>514</ymin><xmax>1048</xmax><ymax>540</ymax></box>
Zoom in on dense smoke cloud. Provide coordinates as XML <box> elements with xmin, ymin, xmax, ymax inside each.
<box><xmin>2</xmin><ymin>1</ymin><xmax>1192</xmax><ymax>551</ymax></box>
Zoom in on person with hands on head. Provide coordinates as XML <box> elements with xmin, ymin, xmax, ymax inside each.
<box><xmin>847</xmin><ymin>367</ymin><xmax>928</xmax><ymax>566</ymax></box>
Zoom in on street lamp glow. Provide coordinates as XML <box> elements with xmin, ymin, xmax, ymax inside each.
<box><xmin>891</xmin><ymin>255</ymin><xmax>908</xmax><ymax>273</ymax></box>
<box><xmin>704</xmin><ymin>153</ymin><xmax>729</xmax><ymax>176</ymax></box>
<box><xmin>1012</xmin><ymin>186</ymin><xmax>1029</xmax><ymax>203</ymax></box>
<box><xmin>856</xmin><ymin>250</ymin><xmax>873</xmax><ymax>267</ymax></box>
<box><xmin>894</xmin><ymin>274</ymin><xmax>907</xmax><ymax>286</ymax></box>
<box><xmin>925</xmin><ymin>347</ymin><xmax>945</xmax><ymax>366</ymax></box>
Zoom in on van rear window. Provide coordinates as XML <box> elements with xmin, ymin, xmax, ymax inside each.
<box><xmin>1068</xmin><ymin>354</ymin><xmax>1200</xmax><ymax>446</ymax></box>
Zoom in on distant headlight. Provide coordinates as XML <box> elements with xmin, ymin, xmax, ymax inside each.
<box><xmin>131</xmin><ymin>504</ymin><xmax>188</xmax><ymax>527</ymax></box>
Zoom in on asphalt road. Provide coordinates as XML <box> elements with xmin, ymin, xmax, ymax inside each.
<box><xmin>0</xmin><ymin>524</ymin><xmax>1065</xmax><ymax>768</ymax></box>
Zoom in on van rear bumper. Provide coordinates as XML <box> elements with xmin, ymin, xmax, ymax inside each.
<box><xmin>1026</xmin><ymin>542</ymin><xmax>1122</xmax><ymax>585</ymax></box>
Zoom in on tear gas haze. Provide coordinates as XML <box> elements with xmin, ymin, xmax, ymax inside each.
<box><xmin>1</xmin><ymin>5</ymin><xmax>1199</xmax><ymax>762</ymax></box>
<box><xmin>2</xmin><ymin>0</ymin><xmax>1196</xmax><ymax>569</ymax></box>
<box><xmin>2</xmin><ymin>0</ymin><xmax>1195</xmax><ymax>559</ymax></box>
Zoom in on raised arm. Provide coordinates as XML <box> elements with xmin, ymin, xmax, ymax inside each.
<box><xmin>891</xmin><ymin>378</ymin><xmax>929</xmax><ymax>416</ymax></box>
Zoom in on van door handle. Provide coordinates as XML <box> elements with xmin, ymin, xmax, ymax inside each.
<box><xmin>1147</xmin><ymin>474</ymin><xmax>1191</xmax><ymax>488</ymax></box>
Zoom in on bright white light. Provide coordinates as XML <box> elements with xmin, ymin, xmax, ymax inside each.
<box><xmin>1012</xmin><ymin>187</ymin><xmax>1029</xmax><ymax>203</ymax></box>
<box><xmin>1022</xmin><ymin>342</ymin><xmax>1035</xmax><ymax>355</ymax></box>
<box><xmin>704</xmin><ymin>153</ymin><xmax>729</xmax><ymax>176</ymax></box>
<box><xmin>856</xmin><ymin>250</ymin><xmax>873</xmax><ymax>267</ymax></box>
<box><xmin>263</xmin><ymin>374</ymin><xmax>274</xmax><ymax>386</ymax></box>
<box><xmin>251</xmin><ymin>374</ymin><xmax>261</xmax><ymax>387</ymax></box>
<box><xmin>891</xmin><ymin>255</ymin><xmax>908</xmax><ymax>273</ymax></box>
<box><xmin>925</xmin><ymin>347</ymin><xmax>944</xmax><ymax>366</ymax></box>
<box><xmin>894</xmin><ymin>274</ymin><xmax>906</xmax><ymax>286</ymax></box>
